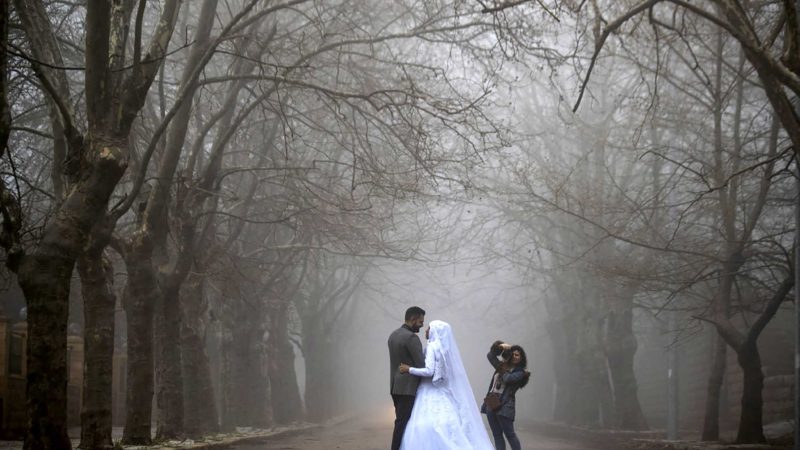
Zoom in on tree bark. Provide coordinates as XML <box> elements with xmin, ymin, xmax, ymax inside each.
<box><xmin>735</xmin><ymin>342</ymin><xmax>766</xmax><ymax>443</ymax></box>
<box><xmin>547</xmin><ymin>316</ymin><xmax>580</xmax><ymax>424</ymax></box>
<box><xmin>243</xmin><ymin>326</ymin><xmax>271</xmax><ymax>427</ymax></box>
<box><xmin>4</xmin><ymin>2</ymin><xmax>181</xmax><ymax>447</ymax></box>
<box><xmin>180</xmin><ymin>273</ymin><xmax>218</xmax><ymax>437</ymax></box>
<box><xmin>220</xmin><ymin>315</ymin><xmax>271</xmax><ymax>429</ymax></box>
<box><xmin>136</xmin><ymin>2</ymin><xmax>220</xmax><ymax>437</ymax></box>
<box><xmin>711</xmin><ymin>275</ymin><xmax>793</xmax><ymax>443</ymax></box>
<box><xmin>575</xmin><ymin>308</ymin><xmax>615</xmax><ymax>428</ymax></box>
<box><xmin>0</xmin><ymin>0</ymin><xmax>9</xmax><ymax>159</ymax></box>
<box><xmin>120</xmin><ymin>250</ymin><xmax>158</xmax><ymax>445</ymax></box>
<box><xmin>701</xmin><ymin>31</ymin><xmax>736</xmax><ymax>440</ymax></box>
<box><xmin>77</xmin><ymin>236</ymin><xmax>116</xmax><ymax>450</ymax></box>
<box><xmin>303</xmin><ymin>320</ymin><xmax>331</xmax><ymax>423</ymax></box>
<box><xmin>17</xmin><ymin>255</ymin><xmax>72</xmax><ymax>450</ymax></box>
<box><xmin>148</xmin><ymin>17</ymin><xmax>273</xmax><ymax>433</ymax></box>
<box><xmin>604</xmin><ymin>306</ymin><xmax>648</xmax><ymax>430</ymax></box>
<box><xmin>701</xmin><ymin>332</ymin><xmax>727</xmax><ymax>441</ymax></box>
<box><xmin>17</xmin><ymin>134</ymin><xmax>130</xmax><ymax>450</ymax></box>
<box><xmin>219</xmin><ymin>330</ymin><xmax>235</xmax><ymax>432</ymax></box>
<box><xmin>155</xmin><ymin>279</ymin><xmax>185</xmax><ymax>440</ymax></box>
<box><xmin>267</xmin><ymin>301</ymin><xmax>304</xmax><ymax>424</ymax></box>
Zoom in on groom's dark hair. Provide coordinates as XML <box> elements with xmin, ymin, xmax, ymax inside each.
<box><xmin>405</xmin><ymin>306</ymin><xmax>426</xmax><ymax>321</ymax></box>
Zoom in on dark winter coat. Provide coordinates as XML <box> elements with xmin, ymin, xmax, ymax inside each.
<box><xmin>481</xmin><ymin>351</ymin><xmax>528</xmax><ymax>420</ymax></box>
<box><xmin>387</xmin><ymin>324</ymin><xmax>425</xmax><ymax>396</ymax></box>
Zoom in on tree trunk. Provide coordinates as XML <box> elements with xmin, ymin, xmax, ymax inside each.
<box><xmin>1</xmin><ymin>5</ymin><xmax>72</xmax><ymax>447</ymax></box>
<box><xmin>575</xmin><ymin>305</ymin><xmax>615</xmax><ymax>428</ymax></box>
<box><xmin>701</xmin><ymin>332</ymin><xmax>727</xmax><ymax>441</ymax></box>
<box><xmin>127</xmin><ymin>0</ymin><xmax>220</xmax><ymax>439</ymax></box>
<box><xmin>734</xmin><ymin>341</ymin><xmax>766</xmax><ymax>443</ymax></box>
<box><xmin>181</xmin><ymin>273</ymin><xmax>218</xmax><ymax>437</ymax></box>
<box><xmin>17</xmin><ymin>256</ymin><xmax>72</xmax><ymax>450</ymax></box>
<box><xmin>547</xmin><ymin>317</ymin><xmax>579</xmax><ymax>424</ymax></box>
<box><xmin>6</xmin><ymin>2</ymin><xmax>180</xmax><ymax>446</ymax></box>
<box><xmin>605</xmin><ymin>306</ymin><xmax>648</xmax><ymax>430</ymax></box>
<box><xmin>17</xmin><ymin>134</ymin><xmax>129</xmax><ymax>450</ymax></box>
<box><xmin>219</xmin><ymin>329</ymin><xmax>236</xmax><ymax>432</ymax></box>
<box><xmin>711</xmin><ymin>277</ymin><xmax>793</xmax><ymax>444</ymax></box>
<box><xmin>155</xmin><ymin>281</ymin><xmax>184</xmax><ymax>440</ymax></box>
<box><xmin>795</xmin><ymin>164</ymin><xmax>800</xmax><ymax>450</ymax></box>
<box><xmin>593</xmin><ymin>351</ymin><xmax>615</xmax><ymax>427</ymax></box>
<box><xmin>121</xmin><ymin>253</ymin><xmax>158</xmax><ymax>445</ymax></box>
<box><xmin>303</xmin><ymin>322</ymin><xmax>331</xmax><ymax>423</ymax></box>
<box><xmin>244</xmin><ymin>327</ymin><xmax>271</xmax><ymax>428</ymax></box>
<box><xmin>77</xmin><ymin>247</ymin><xmax>115</xmax><ymax>450</ymax></box>
<box><xmin>220</xmin><ymin>318</ymin><xmax>271</xmax><ymax>429</ymax></box>
<box><xmin>267</xmin><ymin>302</ymin><xmax>304</xmax><ymax>424</ymax></box>
<box><xmin>574</xmin><ymin>349</ymin><xmax>602</xmax><ymax>427</ymax></box>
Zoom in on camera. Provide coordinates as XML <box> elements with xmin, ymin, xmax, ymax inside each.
<box><xmin>492</xmin><ymin>340</ymin><xmax>511</xmax><ymax>361</ymax></box>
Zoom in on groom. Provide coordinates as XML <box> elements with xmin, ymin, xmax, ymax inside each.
<box><xmin>387</xmin><ymin>306</ymin><xmax>425</xmax><ymax>450</ymax></box>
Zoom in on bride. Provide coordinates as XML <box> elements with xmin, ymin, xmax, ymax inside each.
<box><xmin>398</xmin><ymin>320</ymin><xmax>494</xmax><ymax>450</ymax></box>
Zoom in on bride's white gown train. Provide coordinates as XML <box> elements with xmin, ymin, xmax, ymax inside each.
<box><xmin>400</xmin><ymin>320</ymin><xmax>494</xmax><ymax>450</ymax></box>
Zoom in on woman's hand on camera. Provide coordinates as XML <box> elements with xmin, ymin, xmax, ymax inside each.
<box><xmin>491</xmin><ymin>340</ymin><xmax>507</xmax><ymax>355</ymax></box>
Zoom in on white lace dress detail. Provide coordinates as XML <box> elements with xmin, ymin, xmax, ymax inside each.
<box><xmin>400</xmin><ymin>321</ymin><xmax>493</xmax><ymax>450</ymax></box>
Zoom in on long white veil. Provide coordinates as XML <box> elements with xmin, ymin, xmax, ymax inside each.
<box><xmin>426</xmin><ymin>320</ymin><xmax>493</xmax><ymax>448</ymax></box>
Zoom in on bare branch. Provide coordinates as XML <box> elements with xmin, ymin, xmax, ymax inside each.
<box><xmin>573</xmin><ymin>0</ymin><xmax>663</xmax><ymax>112</ymax></box>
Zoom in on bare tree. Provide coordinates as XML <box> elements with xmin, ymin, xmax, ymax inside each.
<box><xmin>480</xmin><ymin>0</ymin><xmax>796</xmax><ymax>442</ymax></box>
<box><xmin>294</xmin><ymin>253</ymin><xmax>369</xmax><ymax>422</ymax></box>
<box><xmin>1</xmin><ymin>2</ymin><xmax>181</xmax><ymax>448</ymax></box>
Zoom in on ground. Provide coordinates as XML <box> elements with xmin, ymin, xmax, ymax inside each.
<box><xmin>232</xmin><ymin>413</ymin><xmax>607</xmax><ymax>450</ymax></box>
<box><xmin>0</xmin><ymin>410</ymin><xmax>789</xmax><ymax>449</ymax></box>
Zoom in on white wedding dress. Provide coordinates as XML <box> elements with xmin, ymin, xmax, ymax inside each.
<box><xmin>400</xmin><ymin>320</ymin><xmax>494</xmax><ymax>450</ymax></box>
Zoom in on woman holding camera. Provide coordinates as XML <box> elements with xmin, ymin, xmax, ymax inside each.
<box><xmin>481</xmin><ymin>341</ymin><xmax>530</xmax><ymax>450</ymax></box>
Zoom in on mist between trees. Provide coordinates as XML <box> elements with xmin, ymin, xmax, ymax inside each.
<box><xmin>0</xmin><ymin>1</ymin><xmax>797</xmax><ymax>449</ymax></box>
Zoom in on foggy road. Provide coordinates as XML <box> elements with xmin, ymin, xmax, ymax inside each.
<box><xmin>232</xmin><ymin>412</ymin><xmax>609</xmax><ymax>450</ymax></box>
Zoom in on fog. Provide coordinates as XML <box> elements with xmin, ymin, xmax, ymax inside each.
<box><xmin>0</xmin><ymin>1</ymin><xmax>796</xmax><ymax>447</ymax></box>
<box><xmin>327</xmin><ymin>257</ymin><xmax>546</xmax><ymax>421</ymax></box>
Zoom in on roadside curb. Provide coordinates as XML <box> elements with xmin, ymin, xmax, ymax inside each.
<box><xmin>521</xmin><ymin>421</ymin><xmax>792</xmax><ymax>450</ymax></box>
<box><xmin>132</xmin><ymin>414</ymin><xmax>360</xmax><ymax>449</ymax></box>
<box><xmin>123</xmin><ymin>423</ymin><xmax>321</xmax><ymax>449</ymax></box>
<box><xmin>621</xmin><ymin>440</ymin><xmax>788</xmax><ymax>450</ymax></box>
<box><xmin>0</xmin><ymin>417</ymin><xmax>354</xmax><ymax>450</ymax></box>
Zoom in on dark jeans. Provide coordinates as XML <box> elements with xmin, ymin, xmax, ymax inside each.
<box><xmin>486</xmin><ymin>410</ymin><xmax>521</xmax><ymax>450</ymax></box>
<box><xmin>391</xmin><ymin>394</ymin><xmax>415</xmax><ymax>450</ymax></box>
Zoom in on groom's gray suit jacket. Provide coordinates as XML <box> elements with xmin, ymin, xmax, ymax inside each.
<box><xmin>388</xmin><ymin>324</ymin><xmax>425</xmax><ymax>396</ymax></box>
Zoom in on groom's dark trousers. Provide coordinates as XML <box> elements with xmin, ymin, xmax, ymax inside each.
<box><xmin>391</xmin><ymin>394</ymin><xmax>415</xmax><ymax>450</ymax></box>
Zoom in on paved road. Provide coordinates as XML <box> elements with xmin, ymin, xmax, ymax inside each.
<box><xmin>232</xmin><ymin>412</ymin><xmax>607</xmax><ymax>450</ymax></box>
